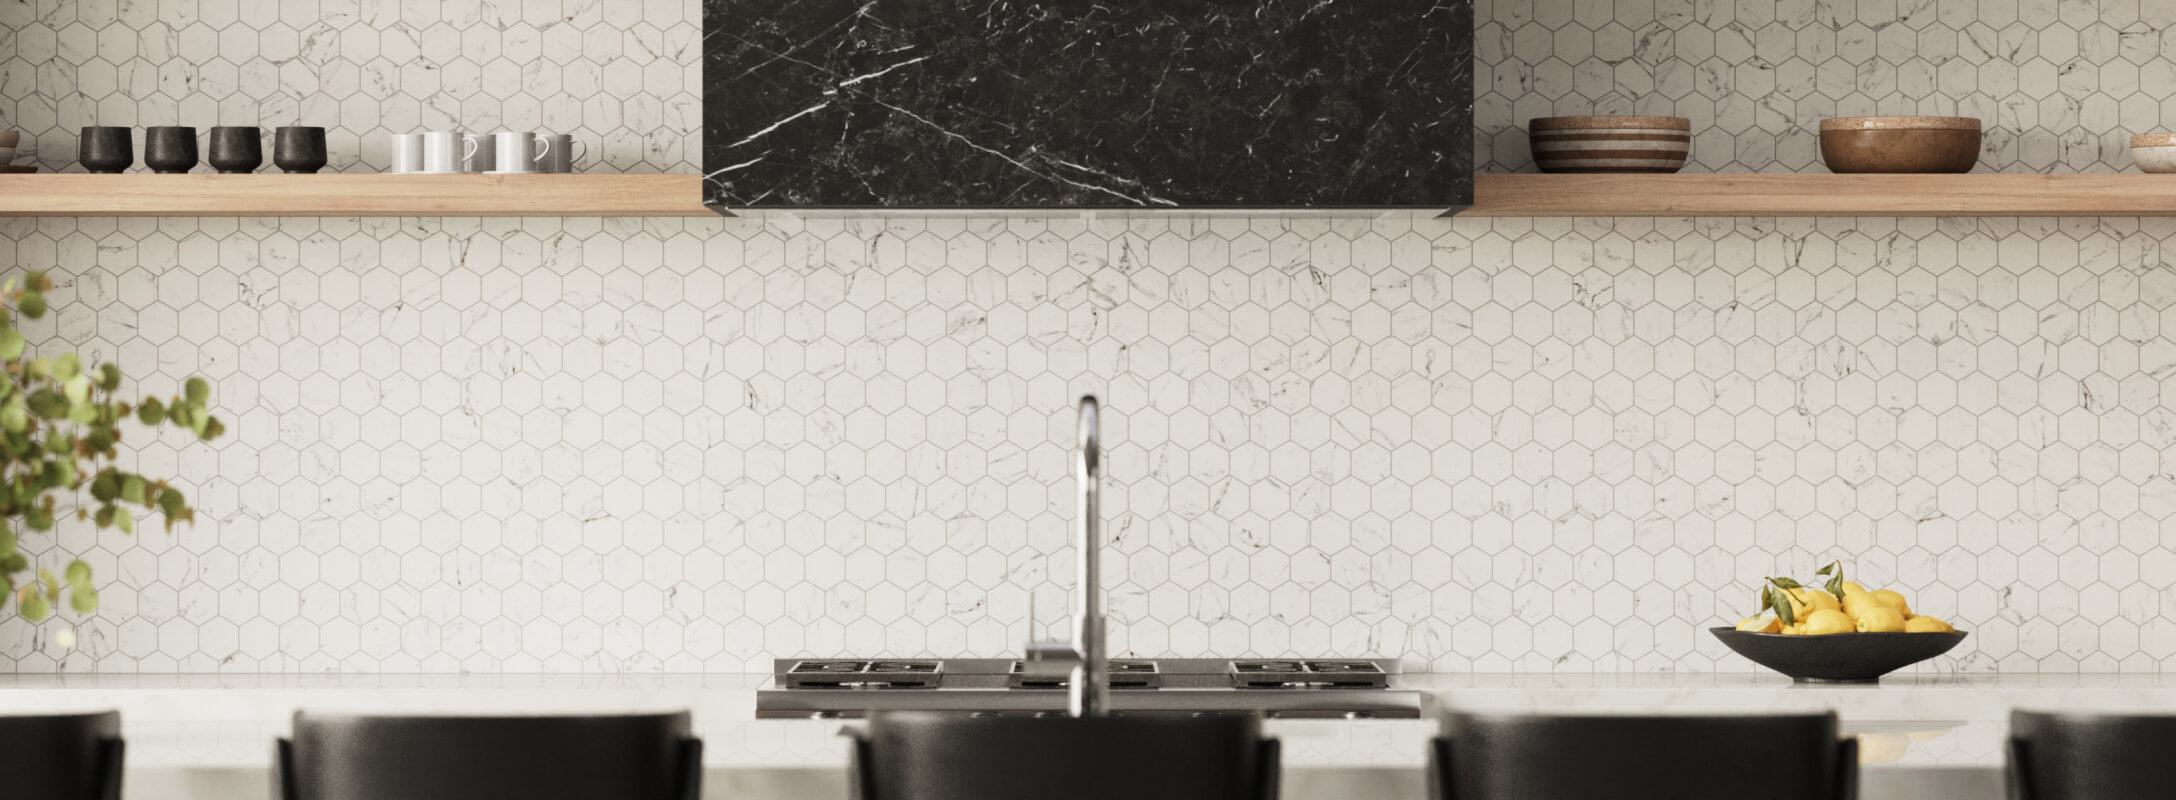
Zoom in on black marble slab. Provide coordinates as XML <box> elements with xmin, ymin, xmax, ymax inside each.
<box><xmin>704</xmin><ymin>0</ymin><xmax>1473</xmax><ymax>211</ymax></box>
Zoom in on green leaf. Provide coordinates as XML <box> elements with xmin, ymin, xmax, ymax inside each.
<box><xmin>20</xmin><ymin>589</ymin><xmax>50</xmax><ymax>622</ymax></box>
<box><xmin>185</xmin><ymin>377</ymin><xmax>209</xmax><ymax>405</ymax></box>
<box><xmin>0</xmin><ymin>528</ymin><xmax>13</xmax><ymax>558</ymax></box>
<box><xmin>1816</xmin><ymin>562</ymin><xmax>1835</xmax><ymax>576</ymax></box>
<box><xmin>53</xmin><ymin>353</ymin><xmax>80</xmax><ymax>381</ymax></box>
<box><xmin>1768</xmin><ymin>577</ymin><xmax>1802</xmax><ymax>590</ymax></box>
<box><xmin>199</xmin><ymin>418</ymin><xmax>224</xmax><ymax>440</ymax></box>
<box><xmin>90</xmin><ymin>473</ymin><xmax>117</xmax><ymax>503</ymax></box>
<box><xmin>0</xmin><ymin>553</ymin><xmax>26</xmax><ymax>574</ymax></box>
<box><xmin>0</xmin><ymin>397</ymin><xmax>29</xmax><ymax>434</ymax></box>
<box><xmin>63</xmin><ymin>560</ymin><xmax>90</xmax><ymax>588</ymax></box>
<box><xmin>26</xmin><ymin>389</ymin><xmax>65</xmax><ymax>418</ymax></box>
<box><xmin>158</xmin><ymin>488</ymin><xmax>185</xmax><ymax>518</ymax></box>
<box><xmin>20</xmin><ymin>290</ymin><xmax>48</xmax><ymax>319</ymax></box>
<box><xmin>25</xmin><ymin>508</ymin><xmax>51</xmax><ymax>531</ymax></box>
<box><xmin>69</xmin><ymin>586</ymin><xmax>98</xmax><ymax>615</ymax></box>
<box><xmin>0</xmin><ymin>329</ymin><xmax>22</xmax><ymax>361</ymax></box>
<box><xmin>63</xmin><ymin>374</ymin><xmax>91</xmax><ymax>405</ymax></box>
<box><xmin>98</xmin><ymin>363</ymin><xmax>121</xmax><ymax>393</ymax></box>
<box><xmin>113</xmin><ymin>506</ymin><xmax>133</xmax><ymax>535</ymax></box>
<box><xmin>121</xmin><ymin>475</ymin><xmax>145</xmax><ymax>505</ymax></box>
<box><xmin>137</xmin><ymin>397</ymin><xmax>164</xmax><ymax>425</ymax></box>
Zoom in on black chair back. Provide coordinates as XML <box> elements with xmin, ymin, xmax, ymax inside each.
<box><xmin>2009</xmin><ymin>710</ymin><xmax>2176</xmax><ymax>800</ymax></box>
<box><xmin>277</xmin><ymin>712</ymin><xmax>701</xmax><ymax>800</ymax></box>
<box><xmin>1433</xmin><ymin>712</ymin><xmax>1857</xmax><ymax>800</ymax></box>
<box><xmin>0</xmin><ymin>711</ymin><xmax>124</xmax><ymax>800</ymax></box>
<box><xmin>852</xmin><ymin>712</ymin><xmax>1279</xmax><ymax>800</ymax></box>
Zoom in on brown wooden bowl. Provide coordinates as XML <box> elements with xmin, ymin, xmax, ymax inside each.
<box><xmin>1820</xmin><ymin>116</ymin><xmax>1981</xmax><ymax>173</ymax></box>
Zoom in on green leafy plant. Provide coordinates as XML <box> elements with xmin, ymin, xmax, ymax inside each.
<box><xmin>0</xmin><ymin>271</ymin><xmax>221</xmax><ymax>621</ymax></box>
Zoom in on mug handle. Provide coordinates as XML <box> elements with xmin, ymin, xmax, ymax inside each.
<box><xmin>572</xmin><ymin>138</ymin><xmax>587</xmax><ymax>167</ymax></box>
<box><xmin>462</xmin><ymin>136</ymin><xmax>478</xmax><ymax>162</ymax></box>
<box><xmin>533</xmin><ymin>136</ymin><xmax>552</xmax><ymax>164</ymax></box>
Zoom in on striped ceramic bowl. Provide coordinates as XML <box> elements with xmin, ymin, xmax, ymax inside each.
<box><xmin>1528</xmin><ymin>116</ymin><xmax>1692</xmax><ymax>173</ymax></box>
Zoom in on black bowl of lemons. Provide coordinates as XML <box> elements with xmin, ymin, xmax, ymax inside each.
<box><xmin>1711</xmin><ymin>563</ymin><xmax>1967</xmax><ymax>684</ymax></box>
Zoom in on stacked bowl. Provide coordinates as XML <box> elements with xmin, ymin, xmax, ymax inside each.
<box><xmin>1527</xmin><ymin>116</ymin><xmax>1692</xmax><ymax>173</ymax></box>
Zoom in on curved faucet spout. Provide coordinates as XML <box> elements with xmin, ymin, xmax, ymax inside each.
<box><xmin>1072</xmin><ymin>396</ymin><xmax>1107</xmax><ymax>718</ymax></box>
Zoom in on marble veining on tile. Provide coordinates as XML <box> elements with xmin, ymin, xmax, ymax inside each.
<box><xmin>703</xmin><ymin>0</ymin><xmax>1475</xmax><ymax>208</ymax></box>
<box><xmin>2</xmin><ymin>0</ymin><xmax>2176</xmax><ymax>676</ymax></box>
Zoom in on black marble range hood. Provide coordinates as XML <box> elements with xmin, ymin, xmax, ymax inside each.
<box><xmin>703</xmin><ymin>0</ymin><xmax>1474</xmax><ymax>212</ymax></box>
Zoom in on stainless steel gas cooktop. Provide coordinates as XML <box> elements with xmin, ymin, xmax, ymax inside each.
<box><xmin>757</xmin><ymin>658</ymin><xmax>1423</xmax><ymax>719</ymax></box>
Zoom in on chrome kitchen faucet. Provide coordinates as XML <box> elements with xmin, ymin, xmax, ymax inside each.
<box><xmin>1024</xmin><ymin>395</ymin><xmax>1109</xmax><ymax>718</ymax></box>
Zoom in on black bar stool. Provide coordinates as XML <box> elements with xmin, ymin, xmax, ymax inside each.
<box><xmin>1432</xmin><ymin>712</ymin><xmax>1857</xmax><ymax>800</ymax></box>
<box><xmin>276</xmin><ymin>711</ymin><xmax>702</xmax><ymax>800</ymax></box>
<box><xmin>2009</xmin><ymin>710</ymin><xmax>2176</xmax><ymax>800</ymax></box>
<box><xmin>0</xmin><ymin>711</ymin><xmax>124</xmax><ymax>800</ymax></box>
<box><xmin>850</xmin><ymin>712</ymin><xmax>1280</xmax><ymax>800</ymax></box>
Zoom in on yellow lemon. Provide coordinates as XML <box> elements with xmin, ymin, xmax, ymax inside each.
<box><xmin>1781</xmin><ymin>623</ymin><xmax>1804</xmax><ymax>635</ymax></box>
<box><xmin>1854</xmin><ymin>607</ymin><xmax>1906</xmax><ymax>633</ymax></box>
<box><xmin>1838</xmin><ymin>580</ymin><xmax>1870</xmax><ymax>596</ymax></box>
<box><xmin>1905</xmin><ymin>615</ymin><xmax>1955</xmax><ymax>633</ymax></box>
<box><xmin>1737</xmin><ymin>615</ymin><xmax>1781</xmax><ymax>634</ymax></box>
<box><xmin>1779</xmin><ymin>588</ymin><xmax>1842</xmax><ymax>620</ymax></box>
<box><xmin>1841</xmin><ymin>591</ymin><xmax>1884</xmax><ymax>619</ymax></box>
<box><xmin>1801</xmin><ymin>608</ymin><xmax>1855</xmax><ymax>635</ymax></box>
<box><xmin>1871</xmin><ymin>589</ymin><xmax>1911</xmax><ymax>618</ymax></box>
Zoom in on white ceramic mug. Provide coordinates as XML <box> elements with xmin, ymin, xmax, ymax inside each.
<box><xmin>492</xmin><ymin>131</ymin><xmax>538</xmax><ymax>174</ymax></box>
<box><xmin>535</xmin><ymin>133</ymin><xmax>585</xmax><ymax>173</ymax></box>
<box><xmin>460</xmin><ymin>132</ymin><xmax>495</xmax><ymax>172</ymax></box>
<box><xmin>389</xmin><ymin>133</ymin><xmax>424</xmax><ymax>174</ymax></box>
<box><xmin>421</xmin><ymin>131</ymin><xmax>460</xmax><ymax>173</ymax></box>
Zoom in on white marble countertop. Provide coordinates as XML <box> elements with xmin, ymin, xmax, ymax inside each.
<box><xmin>8</xmin><ymin>672</ymin><xmax>2172</xmax><ymax>799</ymax></box>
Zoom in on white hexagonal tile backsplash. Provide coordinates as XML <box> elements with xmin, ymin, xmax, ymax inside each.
<box><xmin>0</xmin><ymin>1</ymin><xmax>2174</xmax><ymax>674</ymax></box>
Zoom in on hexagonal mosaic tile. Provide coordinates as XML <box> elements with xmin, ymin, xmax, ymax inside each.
<box><xmin>0</xmin><ymin>0</ymin><xmax>2174</xmax><ymax>675</ymax></box>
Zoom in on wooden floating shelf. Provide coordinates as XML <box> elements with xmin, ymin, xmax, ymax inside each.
<box><xmin>10</xmin><ymin>172</ymin><xmax>2176</xmax><ymax>218</ymax></box>
<box><xmin>0</xmin><ymin>173</ymin><xmax>711</xmax><ymax>217</ymax></box>
<box><xmin>1466</xmin><ymin>173</ymin><xmax>2176</xmax><ymax>217</ymax></box>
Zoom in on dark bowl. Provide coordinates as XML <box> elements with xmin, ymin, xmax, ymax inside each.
<box><xmin>1710</xmin><ymin>627</ymin><xmax>1968</xmax><ymax>683</ymax></box>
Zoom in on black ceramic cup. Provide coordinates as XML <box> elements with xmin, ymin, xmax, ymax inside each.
<box><xmin>274</xmin><ymin>126</ymin><xmax>328</xmax><ymax>173</ymax></box>
<box><xmin>144</xmin><ymin>126</ymin><xmax>200</xmax><ymax>173</ymax></box>
<box><xmin>208</xmin><ymin>126</ymin><xmax>263</xmax><ymax>174</ymax></box>
<box><xmin>78</xmin><ymin>126</ymin><xmax>133</xmax><ymax>174</ymax></box>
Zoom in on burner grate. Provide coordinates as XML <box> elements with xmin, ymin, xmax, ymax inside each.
<box><xmin>789</xmin><ymin>660</ymin><xmax>870</xmax><ymax>674</ymax></box>
<box><xmin>1229</xmin><ymin>660</ymin><xmax>1389</xmax><ymax>689</ymax></box>
<box><xmin>782</xmin><ymin>659</ymin><xmax>943</xmax><ymax>689</ymax></box>
<box><xmin>1007</xmin><ymin>660</ymin><xmax>1160</xmax><ymax>690</ymax></box>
